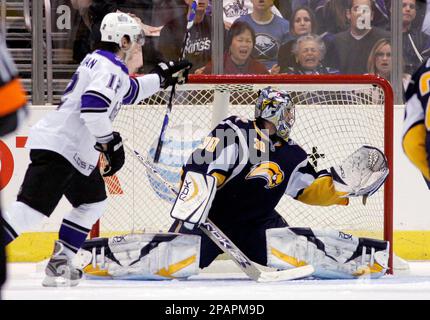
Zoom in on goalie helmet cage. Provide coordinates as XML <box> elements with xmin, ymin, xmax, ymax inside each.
<box><xmin>90</xmin><ymin>74</ymin><xmax>394</xmax><ymax>273</ymax></box>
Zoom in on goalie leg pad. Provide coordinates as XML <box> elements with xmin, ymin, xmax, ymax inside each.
<box><xmin>76</xmin><ymin>233</ymin><xmax>201</xmax><ymax>280</ymax></box>
<box><xmin>266</xmin><ymin>227</ymin><xmax>389</xmax><ymax>279</ymax></box>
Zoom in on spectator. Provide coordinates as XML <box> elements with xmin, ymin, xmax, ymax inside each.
<box><xmin>314</xmin><ymin>0</ymin><xmax>389</xmax><ymax>34</ymax></box>
<box><xmin>236</xmin><ymin>0</ymin><xmax>291</xmax><ymax>72</ymax></box>
<box><xmin>223</xmin><ymin>0</ymin><xmax>284</xmax><ymax>30</ymax></box>
<box><xmin>372</xmin><ymin>0</ymin><xmax>390</xmax><ymax>29</ymax></box>
<box><xmin>334</xmin><ymin>0</ymin><xmax>390</xmax><ymax>74</ymax></box>
<box><xmin>401</xmin><ymin>0</ymin><xmax>430</xmax><ymax>75</ymax></box>
<box><xmin>409</xmin><ymin>0</ymin><xmax>427</xmax><ymax>34</ymax></box>
<box><xmin>70</xmin><ymin>0</ymin><xmax>93</xmax><ymax>28</ymax></box>
<box><xmin>182</xmin><ymin>0</ymin><xmax>213</xmax><ymax>72</ymax></box>
<box><xmin>367</xmin><ymin>38</ymin><xmax>411</xmax><ymax>94</ymax></box>
<box><xmin>314</xmin><ymin>0</ymin><xmax>349</xmax><ymax>34</ymax></box>
<box><xmin>70</xmin><ymin>0</ymin><xmax>156</xmax><ymax>71</ymax></box>
<box><xmin>367</xmin><ymin>38</ymin><xmax>391</xmax><ymax>81</ymax></box>
<box><xmin>364</xmin><ymin>38</ymin><xmax>391</xmax><ymax>104</ymax></box>
<box><xmin>195</xmin><ymin>20</ymin><xmax>268</xmax><ymax>74</ymax></box>
<box><xmin>278</xmin><ymin>6</ymin><xmax>338</xmax><ymax>73</ymax></box>
<box><xmin>70</xmin><ymin>0</ymin><xmax>115</xmax><ymax>63</ymax></box>
<box><xmin>156</xmin><ymin>0</ymin><xmax>194</xmax><ymax>62</ymax></box>
<box><xmin>274</xmin><ymin>0</ymin><xmax>293</xmax><ymax>18</ymax></box>
<box><xmin>421</xmin><ymin>0</ymin><xmax>430</xmax><ymax>36</ymax></box>
<box><xmin>151</xmin><ymin>0</ymin><xmax>212</xmax><ymax>72</ymax></box>
<box><xmin>288</xmin><ymin>0</ymin><xmax>326</xmax><ymax>13</ymax></box>
<box><xmin>286</xmin><ymin>34</ymin><xmax>339</xmax><ymax>74</ymax></box>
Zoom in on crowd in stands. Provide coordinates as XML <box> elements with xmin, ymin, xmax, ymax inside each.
<box><xmin>14</xmin><ymin>0</ymin><xmax>430</xmax><ymax>87</ymax></box>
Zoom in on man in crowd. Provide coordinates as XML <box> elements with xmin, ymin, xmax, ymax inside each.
<box><xmin>334</xmin><ymin>0</ymin><xmax>390</xmax><ymax>74</ymax></box>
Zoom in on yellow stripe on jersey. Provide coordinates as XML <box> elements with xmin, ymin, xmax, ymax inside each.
<box><xmin>402</xmin><ymin>123</ymin><xmax>430</xmax><ymax>181</ymax></box>
<box><xmin>0</xmin><ymin>78</ymin><xmax>27</xmax><ymax>116</ymax></box>
<box><xmin>427</xmin><ymin>103</ymin><xmax>430</xmax><ymax>130</ymax></box>
<box><xmin>419</xmin><ymin>71</ymin><xmax>430</xmax><ymax>96</ymax></box>
<box><xmin>297</xmin><ymin>176</ymin><xmax>349</xmax><ymax>206</ymax></box>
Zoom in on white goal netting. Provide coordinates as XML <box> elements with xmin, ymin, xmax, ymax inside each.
<box><xmin>95</xmin><ymin>75</ymin><xmax>393</xmax><ymax>248</ymax></box>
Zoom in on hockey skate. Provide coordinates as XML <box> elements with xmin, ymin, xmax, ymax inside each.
<box><xmin>42</xmin><ymin>241</ymin><xmax>83</xmax><ymax>287</ymax></box>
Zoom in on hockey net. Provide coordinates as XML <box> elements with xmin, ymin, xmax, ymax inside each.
<box><xmin>92</xmin><ymin>74</ymin><xmax>393</xmax><ymax>269</ymax></box>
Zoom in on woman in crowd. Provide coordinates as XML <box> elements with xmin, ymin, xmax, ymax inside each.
<box><xmin>195</xmin><ymin>20</ymin><xmax>268</xmax><ymax>74</ymax></box>
<box><xmin>367</xmin><ymin>38</ymin><xmax>411</xmax><ymax>89</ymax></box>
<box><xmin>286</xmin><ymin>33</ymin><xmax>339</xmax><ymax>74</ymax></box>
<box><xmin>277</xmin><ymin>6</ymin><xmax>337</xmax><ymax>73</ymax></box>
<box><xmin>401</xmin><ymin>0</ymin><xmax>430</xmax><ymax>75</ymax></box>
<box><xmin>367</xmin><ymin>38</ymin><xmax>392</xmax><ymax>81</ymax></box>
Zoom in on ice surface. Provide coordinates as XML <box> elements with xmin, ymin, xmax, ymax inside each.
<box><xmin>3</xmin><ymin>260</ymin><xmax>430</xmax><ymax>300</ymax></box>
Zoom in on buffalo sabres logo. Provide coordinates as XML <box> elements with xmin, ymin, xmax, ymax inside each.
<box><xmin>255</xmin><ymin>35</ymin><xmax>278</xmax><ymax>59</ymax></box>
<box><xmin>245</xmin><ymin>161</ymin><xmax>284</xmax><ymax>189</ymax></box>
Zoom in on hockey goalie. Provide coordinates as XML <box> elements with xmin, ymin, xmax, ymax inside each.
<box><xmin>78</xmin><ymin>87</ymin><xmax>390</xmax><ymax>281</ymax></box>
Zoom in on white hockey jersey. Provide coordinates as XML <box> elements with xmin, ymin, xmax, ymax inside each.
<box><xmin>26</xmin><ymin>50</ymin><xmax>160</xmax><ymax>176</ymax></box>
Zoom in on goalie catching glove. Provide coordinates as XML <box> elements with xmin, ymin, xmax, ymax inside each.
<box><xmin>151</xmin><ymin>60</ymin><xmax>192</xmax><ymax>89</ymax></box>
<box><xmin>94</xmin><ymin>131</ymin><xmax>125</xmax><ymax>177</ymax></box>
<box><xmin>170</xmin><ymin>171</ymin><xmax>217</xmax><ymax>230</ymax></box>
<box><xmin>330</xmin><ymin>146</ymin><xmax>389</xmax><ymax>204</ymax></box>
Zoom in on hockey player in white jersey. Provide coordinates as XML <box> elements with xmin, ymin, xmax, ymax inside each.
<box><xmin>0</xmin><ymin>12</ymin><xmax>192</xmax><ymax>287</ymax></box>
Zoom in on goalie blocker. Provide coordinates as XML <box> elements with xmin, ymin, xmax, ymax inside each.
<box><xmin>170</xmin><ymin>171</ymin><xmax>217</xmax><ymax>230</ymax></box>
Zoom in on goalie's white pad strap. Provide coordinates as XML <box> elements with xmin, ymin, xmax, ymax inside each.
<box><xmin>170</xmin><ymin>171</ymin><xmax>217</xmax><ymax>227</ymax></box>
<box><xmin>266</xmin><ymin>227</ymin><xmax>389</xmax><ymax>279</ymax></box>
<box><xmin>330</xmin><ymin>145</ymin><xmax>389</xmax><ymax>199</ymax></box>
<box><xmin>76</xmin><ymin>233</ymin><xmax>201</xmax><ymax>280</ymax></box>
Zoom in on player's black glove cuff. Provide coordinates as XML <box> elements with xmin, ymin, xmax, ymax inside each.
<box><xmin>94</xmin><ymin>132</ymin><xmax>125</xmax><ymax>177</ymax></box>
<box><xmin>151</xmin><ymin>60</ymin><xmax>192</xmax><ymax>89</ymax></box>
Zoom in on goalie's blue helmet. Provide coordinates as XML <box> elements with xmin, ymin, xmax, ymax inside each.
<box><xmin>255</xmin><ymin>87</ymin><xmax>295</xmax><ymax>140</ymax></box>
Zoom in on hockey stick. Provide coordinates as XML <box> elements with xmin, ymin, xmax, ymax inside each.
<box><xmin>124</xmin><ymin>141</ymin><xmax>315</xmax><ymax>282</ymax></box>
<box><xmin>153</xmin><ymin>0</ymin><xmax>198</xmax><ymax>163</ymax></box>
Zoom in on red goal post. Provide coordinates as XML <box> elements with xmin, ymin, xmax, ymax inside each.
<box><xmin>91</xmin><ymin>74</ymin><xmax>394</xmax><ymax>273</ymax></box>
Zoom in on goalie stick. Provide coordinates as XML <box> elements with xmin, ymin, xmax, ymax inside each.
<box><xmin>153</xmin><ymin>0</ymin><xmax>198</xmax><ymax>163</ymax></box>
<box><xmin>123</xmin><ymin>141</ymin><xmax>315</xmax><ymax>282</ymax></box>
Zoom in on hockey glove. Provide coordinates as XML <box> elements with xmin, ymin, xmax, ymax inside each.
<box><xmin>94</xmin><ymin>132</ymin><xmax>125</xmax><ymax>177</ymax></box>
<box><xmin>330</xmin><ymin>146</ymin><xmax>389</xmax><ymax>204</ymax></box>
<box><xmin>170</xmin><ymin>171</ymin><xmax>217</xmax><ymax>230</ymax></box>
<box><xmin>151</xmin><ymin>60</ymin><xmax>192</xmax><ymax>89</ymax></box>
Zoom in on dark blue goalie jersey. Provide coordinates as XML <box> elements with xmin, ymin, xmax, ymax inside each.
<box><xmin>403</xmin><ymin>58</ymin><xmax>430</xmax><ymax>187</ymax></box>
<box><xmin>182</xmin><ymin>116</ymin><xmax>348</xmax><ymax>226</ymax></box>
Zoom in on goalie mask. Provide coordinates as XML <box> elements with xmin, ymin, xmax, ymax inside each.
<box><xmin>100</xmin><ymin>13</ymin><xmax>145</xmax><ymax>47</ymax></box>
<box><xmin>255</xmin><ymin>87</ymin><xmax>295</xmax><ymax>140</ymax></box>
